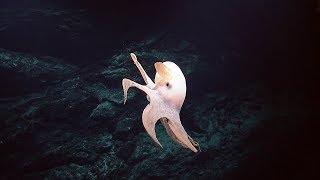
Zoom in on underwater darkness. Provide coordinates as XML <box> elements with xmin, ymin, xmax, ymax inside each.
<box><xmin>0</xmin><ymin>0</ymin><xmax>318</xmax><ymax>179</ymax></box>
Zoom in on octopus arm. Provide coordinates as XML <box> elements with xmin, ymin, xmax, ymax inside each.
<box><xmin>122</xmin><ymin>78</ymin><xmax>153</xmax><ymax>104</ymax></box>
<box><xmin>130</xmin><ymin>53</ymin><xmax>155</xmax><ymax>88</ymax></box>
<box><xmin>159</xmin><ymin>118</ymin><xmax>187</xmax><ymax>148</ymax></box>
<box><xmin>164</xmin><ymin>113</ymin><xmax>198</xmax><ymax>153</ymax></box>
<box><xmin>142</xmin><ymin>104</ymin><xmax>163</xmax><ymax>147</ymax></box>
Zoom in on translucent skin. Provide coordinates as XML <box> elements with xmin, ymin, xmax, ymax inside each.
<box><xmin>122</xmin><ymin>53</ymin><xmax>198</xmax><ymax>153</ymax></box>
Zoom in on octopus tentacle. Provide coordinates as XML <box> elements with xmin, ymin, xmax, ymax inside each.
<box><xmin>165</xmin><ymin>114</ymin><xmax>198</xmax><ymax>152</ymax></box>
<box><xmin>160</xmin><ymin>118</ymin><xmax>188</xmax><ymax>148</ymax></box>
<box><xmin>122</xmin><ymin>78</ymin><xmax>163</xmax><ymax>147</ymax></box>
<box><xmin>122</xmin><ymin>78</ymin><xmax>153</xmax><ymax>104</ymax></box>
<box><xmin>142</xmin><ymin>104</ymin><xmax>163</xmax><ymax>147</ymax></box>
<box><xmin>188</xmin><ymin>135</ymin><xmax>201</xmax><ymax>152</ymax></box>
<box><xmin>130</xmin><ymin>53</ymin><xmax>155</xmax><ymax>88</ymax></box>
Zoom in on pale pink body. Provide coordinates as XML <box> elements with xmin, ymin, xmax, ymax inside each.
<box><xmin>122</xmin><ymin>53</ymin><xmax>199</xmax><ymax>153</ymax></box>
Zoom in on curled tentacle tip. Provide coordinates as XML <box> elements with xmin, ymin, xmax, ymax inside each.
<box><xmin>122</xmin><ymin>78</ymin><xmax>130</xmax><ymax>104</ymax></box>
<box><xmin>155</xmin><ymin>140</ymin><xmax>163</xmax><ymax>148</ymax></box>
<box><xmin>192</xmin><ymin>149</ymin><xmax>198</xmax><ymax>153</ymax></box>
<box><xmin>130</xmin><ymin>53</ymin><xmax>137</xmax><ymax>60</ymax></box>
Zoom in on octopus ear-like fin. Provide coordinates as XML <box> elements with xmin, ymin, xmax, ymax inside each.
<box><xmin>166</xmin><ymin>115</ymin><xmax>198</xmax><ymax>153</ymax></box>
<box><xmin>154</xmin><ymin>62</ymin><xmax>172</xmax><ymax>82</ymax></box>
<box><xmin>142</xmin><ymin>104</ymin><xmax>163</xmax><ymax>148</ymax></box>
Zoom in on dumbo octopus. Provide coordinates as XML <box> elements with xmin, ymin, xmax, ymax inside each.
<box><xmin>122</xmin><ymin>53</ymin><xmax>199</xmax><ymax>153</ymax></box>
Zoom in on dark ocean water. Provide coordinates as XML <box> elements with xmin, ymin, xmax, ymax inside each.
<box><xmin>0</xmin><ymin>0</ymin><xmax>317</xmax><ymax>179</ymax></box>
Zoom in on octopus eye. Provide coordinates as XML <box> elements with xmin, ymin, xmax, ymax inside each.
<box><xmin>166</xmin><ymin>82</ymin><xmax>172</xmax><ymax>89</ymax></box>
